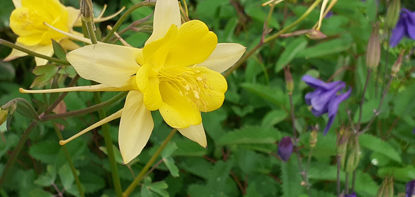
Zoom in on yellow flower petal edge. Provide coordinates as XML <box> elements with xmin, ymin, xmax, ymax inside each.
<box><xmin>20</xmin><ymin>0</ymin><xmax>246</xmax><ymax>164</ymax></box>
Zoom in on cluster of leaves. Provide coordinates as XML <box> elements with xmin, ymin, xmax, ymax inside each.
<box><xmin>0</xmin><ymin>0</ymin><xmax>415</xmax><ymax>196</ymax></box>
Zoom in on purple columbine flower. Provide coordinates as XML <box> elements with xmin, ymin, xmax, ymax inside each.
<box><xmin>390</xmin><ymin>8</ymin><xmax>415</xmax><ymax>47</ymax></box>
<box><xmin>278</xmin><ymin>136</ymin><xmax>293</xmax><ymax>162</ymax></box>
<box><xmin>302</xmin><ymin>75</ymin><xmax>351</xmax><ymax>135</ymax></box>
<box><xmin>345</xmin><ymin>192</ymin><xmax>357</xmax><ymax>197</ymax></box>
<box><xmin>407</xmin><ymin>180</ymin><xmax>415</xmax><ymax>197</ymax></box>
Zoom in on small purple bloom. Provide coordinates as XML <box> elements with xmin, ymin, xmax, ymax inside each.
<box><xmin>390</xmin><ymin>8</ymin><xmax>415</xmax><ymax>47</ymax></box>
<box><xmin>407</xmin><ymin>180</ymin><xmax>415</xmax><ymax>197</ymax></box>
<box><xmin>278</xmin><ymin>137</ymin><xmax>293</xmax><ymax>162</ymax></box>
<box><xmin>345</xmin><ymin>192</ymin><xmax>357</xmax><ymax>197</ymax></box>
<box><xmin>325</xmin><ymin>11</ymin><xmax>333</xmax><ymax>18</ymax></box>
<box><xmin>302</xmin><ymin>75</ymin><xmax>351</xmax><ymax>135</ymax></box>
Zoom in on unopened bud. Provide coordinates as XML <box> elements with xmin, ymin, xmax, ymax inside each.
<box><xmin>377</xmin><ymin>176</ymin><xmax>394</xmax><ymax>197</ymax></box>
<box><xmin>337</xmin><ymin>128</ymin><xmax>350</xmax><ymax>167</ymax></box>
<box><xmin>385</xmin><ymin>0</ymin><xmax>401</xmax><ymax>29</ymax></box>
<box><xmin>345</xmin><ymin>135</ymin><xmax>360</xmax><ymax>173</ymax></box>
<box><xmin>366</xmin><ymin>24</ymin><xmax>381</xmax><ymax>69</ymax></box>
<box><xmin>391</xmin><ymin>50</ymin><xmax>405</xmax><ymax>77</ymax></box>
<box><xmin>81</xmin><ymin>0</ymin><xmax>94</xmax><ymax>19</ymax></box>
<box><xmin>406</xmin><ymin>180</ymin><xmax>415</xmax><ymax>197</ymax></box>
<box><xmin>310</xmin><ymin>129</ymin><xmax>318</xmax><ymax>148</ymax></box>
<box><xmin>0</xmin><ymin>109</ymin><xmax>8</xmax><ymax>125</ymax></box>
<box><xmin>284</xmin><ymin>66</ymin><xmax>294</xmax><ymax>94</ymax></box>
<box><xmin>306</xmin><ymin>29</ymin><xmax>327</xmax><ymax>40</ymax></box>
<box><xmin>278</xmin><ymin>136</ymin><xmax>293</xmax><ymax>162</ymax></box>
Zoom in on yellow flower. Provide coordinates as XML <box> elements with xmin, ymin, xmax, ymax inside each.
<box><xmin>4</xmin><ymin>0</ymin><xmax>80</xmax><ymax>65</ymax></box>
<box><xmin>20</xmin><ymin>0</ymin><xmax>245</xmax><ymax>164</ymax></box>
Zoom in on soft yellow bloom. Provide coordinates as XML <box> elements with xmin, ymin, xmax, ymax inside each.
<box><xmin>4</xmin><ymin>0</ymin><xmax>80</xmax><ymax>65</ymax></box>
<box><xmin>20</xmin><ymin>0</ymin><xmax>245</xmax><ymax>164</ymax></box>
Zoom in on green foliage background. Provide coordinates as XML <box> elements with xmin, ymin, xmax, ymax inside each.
<box><xmin>0</xmin><ymin>0</ymin><xmax>415</xmax><ymax>196</ymax></box>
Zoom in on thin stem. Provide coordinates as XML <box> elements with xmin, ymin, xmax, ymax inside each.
<box><xmin>289</xmin><ymin>94</ymin><xmax>310</xmax><ymax>194</ymax></box>
<box><xmin>345</xmin><ymin>172</ymin><xmax>349</xmax><ymax>194</ymax></box>
<box><xmin>0</xmin><ymin>75</ymin><xmax>79</xmax><ymax>187</ymax></box>
<box><xmin>41</xmin><ymin>92</ymin><xmax>127</xmax><ymax>121</ymax></box>
<box><xmin>224</xmin><ymin>0</ymin><xmax>322</xmax><ymax>77</ymax></box>
<box><xmin>357</xmin><ymin>69</ymin><xmax>372</xmax><ymax>130</ymax></box>
<box><xmin>53</xmin><ymin>125</ymin><xmax>85</xmax><ymax>197</ymax></box>
<box><xmin>123</xmin><ymin>128</ymin><xmax>177</xmax><ymax>196</ymax></box>
<box><xmin>95</xmin><ymin>93</ymin><xmax>123</xmax><ymax>197</ymax></box>
<box><xmin>336</xmin><ymin>155</ymin><xmax>341</xmax><ymax>197</ymax></box>
<box><xmin>84</xmin><ymin>18</ymin><xmax>98</xmax><ymax>44</ymax></box>
<box><xmin>102</xmin><ymin>1</ymin><xmax>155</xmax><ymax>42</ymax></box>
<box><xmin>351</xmin><ymin>170</ymin><xmax>357</xmax><ymax>193</ymax></box>
<box><xmin>0</xmin><ymin>39</ymin><xmax>70</xmax><ymax>65</ymax></box>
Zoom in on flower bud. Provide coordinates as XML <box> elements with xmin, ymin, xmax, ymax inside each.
<box><xmin>391</xmin><ymin>50</ymin><xmax>405</xmax><ymax>77</ymax></box>
<box><xmin>377</xmin><ymin>176</ymin><xmax>394</xmax><ymax>197</ymax></box>
<box><xmin>309</xmin><ymin>129</ymin><xmax>318</xmax><ymax>148</ymax></box>
<box><xmin>0</xmin><ymin>109</ymin><xmax>8</xmax><ymax>125</ymax></box>
<box><xmin>284</xmin><ymin>66</ymin><xmax>294</xmax><ymax>94</ymax></box>
<box><xmin>278</xmin><ymin>136</ymin><xmax>293</xmax><ymax>162</ymax></box>
<box><xmin>406</xmin><ymin>180</ymin><xmax>415</xmax><ymax>197</ymax></box>
<box><xmin>345</xmin><ymin>193</ymin><xmax>357</xmax><ymax>197</ymax></box>
<box><xmin>306</xmin><ymin>29</ymin><xmax>327</xmax><ymax>40</ymax></box>
<box><xmin>385</xmin><ymin>0</ymin><xmax>401</xmax><ymax>29</ymax></box>
<box><xmin>80</xmin><ymin>0</ymin><xmax>94</xmax><ymax>19</ymax></box>
<box><xmin>337</xmin><ymin>128</ymin><xmax>350</xmax><ymax>167</ymax></box>
<box><xmin>345</xmin><ymin>135</ymin><xmax>361</xmax><ymax>173</ymax></box>
<box><xmin>366</xmin><ymin>24</ymin><xmax>381</xmax><ymax>69</ymax></box>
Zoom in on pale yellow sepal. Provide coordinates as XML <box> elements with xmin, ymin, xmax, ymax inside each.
<box><xmin>3</xmin><ymin>42</ymin><xmax>53</xmax><ymax>66</ymax></box>
<box><xmin>178</xmin><ymin>124</ymin><xmax>207</xmax><ymax>148</ymax></box>
<box><xmin>12</xmin><ymin>0</ymin><xmax>21</xmax><ymax>8</ymax></box>
<box><xmin>19</xmin><ymin>84</ymin><xmax>129</xmax><ymax>94</ymax></box>
<box><xmin>197</xmin><ymin>43</ymin><xmax>246</xmax><ymax>73</ymax></box>
<box><xmin>119</xmin><ymin>91</ymin><xmax>154</xmax><ymax>164</ymax></box>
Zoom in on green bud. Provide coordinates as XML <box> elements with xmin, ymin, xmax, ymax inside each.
<box><xmin>80</xmin><ymin>0</ymin><xmax>94</xmax><ymax>19</ymax></box>
<box><xmin>0</xmin><ymin>109</ymin><xmax>8</xmax><ymax>125</ymax></box>
<box><xmin>366</xmin><ymin>24</ymin><xmax>381</xmax><ymax>69</ymax></box>
<box><xmin>377</xmin><ymin>176</ymin><xmax>394</xmax><ymax>197</ymax></box>
<box><xmin>337</xmin><ymin>128</ymin><xmax>350</xmax><ymax>167</ymax></box>
<box><xmin>345</xmin><ymin>135</ymin><xmax>361</xmax><ymax>173</ymax></box>
<box><xmin>385</xmin><ymin>0</ymin><xmax>401</xmax><ymax>29</ymax></box>
<box><xmin>284</xmin><ymin>66</ymin><xmax>294</xmax><ymax>94</ymax></box>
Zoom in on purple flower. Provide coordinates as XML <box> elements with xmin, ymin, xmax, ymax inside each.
<box><xmin>390</xmin><ymin>8</ymin><xmax>415</xmax><ymax>47</ymax></box>
<box><xmin>302</xmin><ymin>75</ymin><xmax>351</xmax><ymax>135</ymax></box>
<box><xmin>407</xmin><ymin>180</ymin><xmax>415</xmax><ymax>197</ymax></box>
<box><xmin>278</xmin><ymin>137</ymin><xmax>293</xmax><ymax>162</ymax></box>
<box><xmin>345</xmin><ymin>192</ymin><xmax>357</xmax><ymax>197</ymax></box>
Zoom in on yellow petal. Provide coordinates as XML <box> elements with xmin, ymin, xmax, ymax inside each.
<box><xmin>178</xmin><ymin>124</ymin><xmax>207</xmax><ymax>148</ymax></box>
<box><xmin>136</xmin><ymin>65</ymin><xmax>163</xmax><ymax>111</ymax></box>
<box><xmin>146</xmin><ymin>0</ymin><xmax>181</xmax><ymax>44</ymax></box>
<box><xmin>165</xmin><ymin>20</ymin><xmax>217</xmax><ymax>67</ymax></box>
<box><xmin>119</xmin><ymin>91</ymin><xmax>154</xmax><ymax>164</ymax></box>
<box><xmin>59</xmin><ymin>39</ymin><xmax>79</xmax><ymax>51</ymax></box>
<box><xmin>143</xmin><ymin>24</ymin><xmax>178</xmax><ymax>68</ymax></box>
<box><xmin>13</xmin><ymin>0</ymin><xmax>21</xmax><ymax>8</ymax></box>
<box><xmin>67</xmin><ymin>43</ymin><xmax>141</xmax><ymax>87</ymax></box>
<box><xmin>159</xmin><ymin>82</ymin><xmax>201</xmax><ymax>129</ymax></box>
<box><xmin>3</xmin><ymin>43</ymin><xmax>27</xmax><ymax>62</ymax></box>
<box><xmin>192</xmin><ymin>67</ymin><xmax>227</xmax><ymax>112</ymax></box>
<box><xmin>34</xmin><ymin>44</ymin><xmax>54</xmax><ymax>66</ymax></box>
<box><xmin>197</xmin><ymin>43</ymin><xmax>246</xmax><ymax>73</ymax></box>
<box><xmin>20</xmin><ymin>84</ymin><xmax>129</xmax><ymax>94</ymax></box>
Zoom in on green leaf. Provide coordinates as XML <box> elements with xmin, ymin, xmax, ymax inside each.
<box><xmin>31</xmin><ymin>65</ymin><xmax>59</xmax><ymax>88</ymax></box>
<box><xmin>58</xmin><ymin>164</ymin><xmax>75</xmax><ymax>191</ymax></box>
<box><xmin>35</xmin><ymin>165</ymin><xmax>56</xmax><ymax>187</ymax></box>
<box><xmin>261</xmin><ymin>110</ymin><xmax>288</xmax><ymax>127</ymax></box>
<box><xmin>163</xmin><ymin>157</ymin><xmax>179</xmax><ymax>177</ymax></box>
<box><xmin>29</xmin><ymin>140</ymin><xmax>60</xmax><ymax>164</ymax></box>
<box><xmin>297</xmin><ymin>38</ymin><xmax>352</xmax><ymax>59</ymax></box>
<box><xmin>281</xmin><ymin>156</ymin><xmax>304</xmax><ymax>197</ymax></box>
<box><xmin>378</xmin><ymin>166</ymin><xmax>415</xmax><ymax>182</ymax></box>
<box><xmin>80</xmin><ymin>171</ymin><xmax>105</xmax><ymax>194</ymax></box>
<box><xmin>275</xmin><ymin>38</ymin><xmax>308</xmax><ymax>72</ymax></box>
<box><xmin>241</xmin><ymin>83</ymin><xmax>288</xmax><ymax>108</ymax></box>
<box><xmin>353</xmin><ymin>99</ymin><xmax>378</xmax><ymax>123</ymax></box>
<box><xmin>359</xmin><ymin>134</ymin><xmax>401</xmax><ymax>163</ymax></box>
<box><xmin>217</xmin><ymin>126</ymin><xmax>280</xmax><ymax>146</ymax></box>
<box><xmin>52</xmin><ymin>40</ymin><xmax>66</xmax><ymax>60</ymax></box>
<box><xmin>0</xmin><ymin>62</ymin><xmax>15</xmax><ymax>80</ymax></box>
<box><xmin>29</xmin><ymin>188</ymin><xmax>53</xmax><ymax>197</ymax></box>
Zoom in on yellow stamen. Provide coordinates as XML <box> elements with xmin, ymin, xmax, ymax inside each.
<box><xmin>262</xmin><ymin>0</ymin><xmax>284</xmax><ymax>7</ymax></box>
<box><xmin>94</xmin><ymin>6</ymin><xmax>125</xmax><ymax>23</ymax></box>
<box><xmin>19</xmin><ymin>84</ymin><xmax>127</xmax><ymax>94</ymax></box>
<box><xmin>44</xmin><ymin>22</ymin><xmax>92</xmax><ymax>44</ymax></box>
<box><xmin>59</xmin><ymin>109</ymin><xmax>122</xmax><ymax>145</ymax></box>
<box><xmin>97</xmin><ymin>4</ymin><xmax>108</xmax><ymax>19</ymax></box>
<box><xmin>316</xmin><ymin>0</ymin><xmax>330</xmax><ymax>30</ymax></box>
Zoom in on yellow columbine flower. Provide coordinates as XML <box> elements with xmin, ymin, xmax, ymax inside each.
<box><xmin>4</xmin><ymin>0</ymin><xmax>80</xmax><ymax>65</ymax></box>
<box><xmin>20</xmin><ymin>0</ymin><xmax>245</xmax><ymax>164</ymax></box>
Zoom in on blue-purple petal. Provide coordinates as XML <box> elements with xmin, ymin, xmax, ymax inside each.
<box><xmin>345</xmin><ymin>192</ymin><xmax>357</xmax><ymax>197</ymax></box>
<box><xmin>390</xmin><ymin>19</ymin><xmax>406</xmax><ymax>47</ymax></box>
<box><xmin>278</xmin><ymin>137</ymin><xmax>293</xmax><ymax>162</ymax></box>
<box><xmin>328</xmin><ymin>88</ymin><xmax>352</xmax><ymax>117</ymax></box>
<box><xmin>406</xmin><ymin>180</ymin><xmax>415</xmax><ymax>197</ymax></box>
<box><xmin>310</xmin><ymin>83</ymin><xmax>345</xmax><ymax>112</ymax></box>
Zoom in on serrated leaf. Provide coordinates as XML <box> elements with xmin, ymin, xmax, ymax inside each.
<box><xmin>29</xmin><ymin>140</ymin><xmax>60</xmax><ymax>164</ymax></box>
<box><xmin>359</xmin><ymin>134</ymin><xmax>401</xmax><ymax>163</ymax></box>
<box><xmin>261</xmin><ymin>110</ymin><xmax>288</xmax><ymax>127</ymax></box>
<box><xmin>34</xmin><ymin>165</ymin><xmax>56</xmax><ymax>187</ymax></box>
<box><xmin>281</xmin><ymin>156</ymin><xmax>304</xmax><ymax>197</ymax></box>
<box><xmin>275</xmin><ymin>38</ymin><xmax>308</xmax><ymax>72</ymax></box>
<box><xmin>163</xmin><ymin>157</ymin><xmax>179</xmax><ymax>177</ymax></box>
<box><xmin>217</xmin><ymin>126</ymin><xmax>280</xmax><ymax>146</ymax></box>
<box><xmin>297</xmin><ymin>38</ymin><xmax>351</xmax><ymax>59</ymax></box>
<box><xmin>58</xmin><ymin>164</ymin><xmax>74</xmax><ymax>191</ymax></box>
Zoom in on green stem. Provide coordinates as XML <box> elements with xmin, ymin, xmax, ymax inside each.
<box><xmin>84</xmin><ymin>18</ymin><xmax>98</xmax><ymax>44</ymax></box>
<box><xmin>94</xmin><ymin>93</ymin><xmax>123</xmax><ymax>197</ymax></box>
<box><xmin>102</xmin><ymin>1</ymin><xmax>155</xmax><ymax>42</ymax></box>
<box><xmin>123</xmin><ymin>128</ymin><xmax>177</xmax><ymax>196</ymax></box>
<box><xmin>224</xmin><ymin>0</ymin><xmax>322</xmax><ymax>77</ymax></box>
<box><xmin>41</xmin><ymin>92</ymin><xmax>127</xmax><ymax>121</ymax></box>
<box><xmin>53</xmin><ymin>125</ymin><xmax>85</xmax><ymax>197</ymax></box>
<box><xmin>0</xmin><ymin>39</ymin><xmax>70</xmax><ymax>65</ymax></box>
